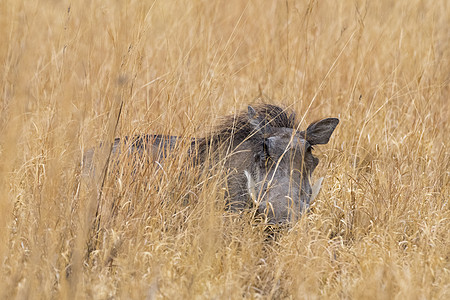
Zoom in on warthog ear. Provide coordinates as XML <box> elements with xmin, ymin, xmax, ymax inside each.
<box><xmin>248</xmin><ymin>105</ymin><xmax>270</xmax><ymax>134</ymax></box>
<box><xmin>248</xmin><ymin>105</ymin><xmax>259</xmax><ymax>128</ymax></box>
<box><xmin>303</xmin><ymin>118</ymin><xmax>339</xmax><ymax>145</ymax></box>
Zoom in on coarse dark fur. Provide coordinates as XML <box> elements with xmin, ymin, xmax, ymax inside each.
<box><xmin>193</xmin><ymin>104</ymin><xmax>298</xmax><ymax>163</ymax></box>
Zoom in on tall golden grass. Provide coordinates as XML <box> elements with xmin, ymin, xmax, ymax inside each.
<box><xmin>1</xmin><ymin>0</ymin><xmax>449</xmax><ymax>298</ymax></box>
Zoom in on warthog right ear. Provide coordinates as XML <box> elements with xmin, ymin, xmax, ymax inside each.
<box><xmin>303</xmin><ymin>118</ymin><xmax>339</xmax><ymax>145</ymax></box>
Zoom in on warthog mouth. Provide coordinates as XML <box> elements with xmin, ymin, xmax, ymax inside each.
<box><xmin>245</xmin><ymin>170</ymin><xmax>324</xmax><ymax>225</ymax></box>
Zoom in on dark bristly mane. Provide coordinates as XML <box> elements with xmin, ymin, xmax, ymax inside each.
<box><xmin>196</xmin><ymin>104</ymin><xmax>298</xmax><ymax>157</ymax></box>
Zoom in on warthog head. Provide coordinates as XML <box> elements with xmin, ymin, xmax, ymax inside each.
<box><xmin>240</xmin><ymin>106</ymin><xmax>339</xmax><ymax>225</ymax></box>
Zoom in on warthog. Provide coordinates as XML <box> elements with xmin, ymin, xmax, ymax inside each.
<box><xmin>87</xmin><ymin>104</ymin><xmax>339</xmax><ymax>225</ymax></box>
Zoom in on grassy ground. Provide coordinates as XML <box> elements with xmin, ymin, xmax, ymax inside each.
<box><xmin>1</xmin><ymin>0</ymin><xmax>449</xmax><ymax>298</ymax></box>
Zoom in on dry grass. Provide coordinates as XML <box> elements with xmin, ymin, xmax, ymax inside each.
<box><xmin>1</xmin><ymin>0</ymin><xmax>449</xmax><ymax>299</ymax></box>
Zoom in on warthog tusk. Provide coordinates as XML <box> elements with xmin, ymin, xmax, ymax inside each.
<box><xmin>310</xmin><ymin>177</ymin><xmax>324</xmax><ymax>205</ymax></box>
<box><xmin>244</xmin><ymin>170</ymin><xmax>258</xmax><ymax>206</ymax></box>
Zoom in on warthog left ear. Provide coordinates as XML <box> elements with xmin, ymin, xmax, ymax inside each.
<box><xmin>248</xmin><ymin>105</ymin><xmax>269</xmax><ymax>134</ymax></box>
<box><xmin>248</xmin><ymin>106</ymin><xmax>259</xmax><ymax>128</ymax></box>
<box><xmin>303</xmin><ymin>118</ymin><xmax>339</xmax><ymax>145</ymax></box>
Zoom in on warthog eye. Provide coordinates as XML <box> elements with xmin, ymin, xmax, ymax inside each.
<box><xmin>305</xmin><ymin>142</ymin><xmax>313</xmax><ymax>153</ymax></box>
<box><xmin>256</xmin><ymin>138</ymin><xmax>271</xmax><ymax>166</ymax></box>
<box><xmin>263</xmin><ymin>138</ymin><xmax>270</xmax><ymax>157</ymax></box>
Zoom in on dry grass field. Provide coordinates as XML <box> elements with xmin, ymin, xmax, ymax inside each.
<box><xmin>1</xmin><ymin>0</ymin><xmax>449</xmax><ymax>299</ymax></box>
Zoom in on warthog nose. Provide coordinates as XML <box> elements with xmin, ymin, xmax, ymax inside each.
<box><xmin>278</xmin><ymin>219</ymin><xmax>288</xmax><ymax>225</ymax></box>
<box><xmin>266</xmin><ymin>219</ymin><xmax>287</xmax><ymax>226</ymax></box>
